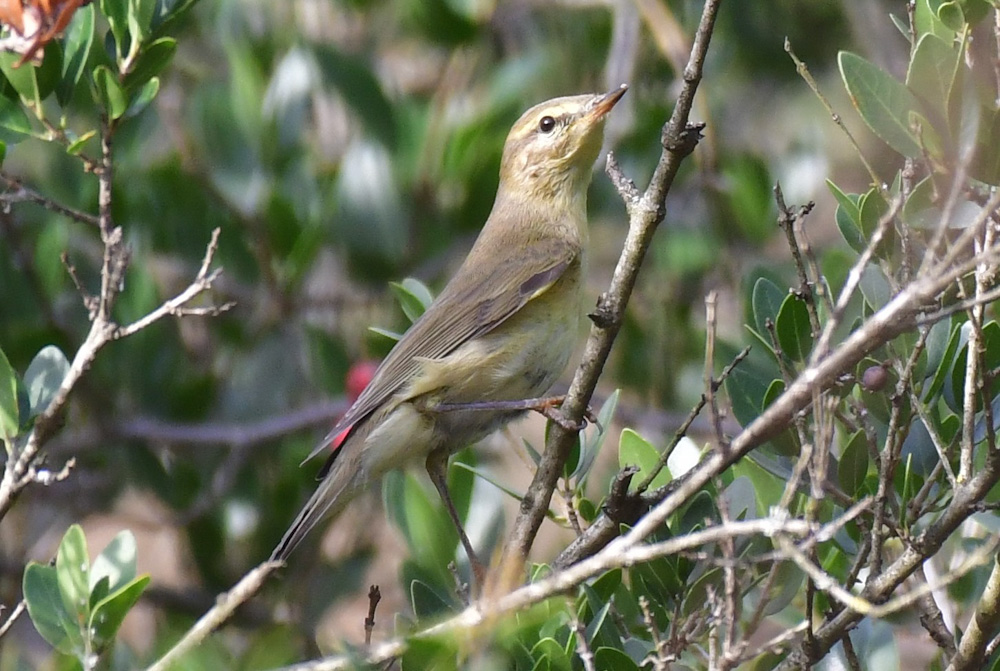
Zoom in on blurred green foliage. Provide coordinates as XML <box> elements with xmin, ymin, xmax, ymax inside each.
<box><xmin>6</xmin><ymin>0</ymin><xmax>1000</xmax><ymax>668</ymax></box>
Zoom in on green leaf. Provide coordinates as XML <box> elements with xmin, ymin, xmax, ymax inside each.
<box><xmin>840</xmin><ymin>51</ymin><xmax>922</xmax><ymax>157</ymax></box>
<box><xmin>836</xmin><ymin>203</ymin><xmax>866</xmax><ymax>252</ymax></box>
<box><xmin>588</xmin><ymin>568</ymin><xmax>622</xmax><ymax>604</ymax></box>
<box><xmin>0</xmin><ymin>52</ymin><xmax>38</xmax><ymax>104</ymax></box>
<box><xmin>88</xmin><ymin>575</ymin><xmax>149</xmax><ymax>652</ymax></box>
<box><xmin>57</xmin><ymin>3</ymin><xmax>95</xmax><ymax>107</ymax></box>
<box><xmin>958</xmin><ymin>0</ymin><xmax>991</xmax><ymax>24</ymax></box>
<box><xmin>55</xmin><ymin>525</ymin><xmax>90</xmax><ymax>624</ymax></box>
<box><xmin>92</xmin><ymin>65</ymin><xmax>128</xmax><ymax>119</ymax></box>
<box><xmin>937</xmin><ymin>1</ymin><xmax>965</xmax><ymax>30</ymax></box>
<box><xmin>66</xmin><ymin>129</ymin><xmax>97</xmax><ymax>154</ymax></box>
<box><xmin>149</xmin><ymin>0</ymin><xmax>199</xmax><ymax>34</ymax></box>
<box><xmin>573</xmin><ymin>390</ymin><xmax>619</xmax><ymax>481</ymax></box>
<box><xmin>751</xmin><ymin>277</ymin><xmax>786</xmax><ymax>338</ymax></box>
<box><xmin>972</xmin><ymin>106</ymin><xmax>1000</xmax><ymax>186</ymax></box>
<box><xmin>90</xmin><ymin>530</ymin><xmax>137</xmax><ymax>595</ymax></box>
<box><xmin>858</xmin><ymin>188</ymin><xmax>889</xmax><ymax>240</ymax></box>
<box><xmin>23</xmin><ymin>562</ymin><xmax>81</xmax><ymax>654</ymax></box>
<box><xmin>828</xmin><ymin>182</ymin><xmax>864</xmax><ymax>252</ymax></box>
<box><xmin>907</xmin><ymin>34</ymin><xmax>960</xmax><ymax>128</ymax></box>
<box><xmin>827</xmin><ymin>180</ymin><xmax>861</xmax><ymax>224</ymax></box>
<box><xmin>915</xmin><ymin>0</ymin><xmax>954</xmax><ymax>39</ymax></box>
<box><xmin>23</xmin><ymin>345</ymin><xmax>69</xmax><ymax>418</ymax></box>
<box><xmin>409</xmin><ymin>579</ymin><xmax>452</xmax><ymax>620</ymax></box>
<box><xmin>101</xmin><ymin>0</ymin><xmax>129</xmax><ymax>57</ymax></box>
<box><xmin>859</xmin><ymin>264</ymin><xmax>892</xmax><ymax>311</ymax></box>
<box><xmin>593</xmin><ymin>648</ymin><xmax>640</xmax><ymax>671</ymax></box>
<box><xmin>775</xmin><ymin>294</ymin><xmax>813</xmax><ymax>362</ymax></box>
<box><xmin>123</xmin><ymin>37</ymin><xmax>176</xmax><ymax>92</ymax></box>
<box><xmin>399</xmin><ymin>472</ymin><xmax>456</xmax><ymax>574</ymax></box>
<box><xmin>618</xmin><ymin>428</ymin><xmax>670</xmax><ymax>490</ymax></box>
<box><xmin>725</xmin><ymin>366</ymin><xmax>771</xmax><ymax>427</ymax></box>
<box><xmin>925</xmin><ymin>320</ymin><xmax>961</xmax><ymax>400</ymax></box>
<box><xmin>124</xmin><ymin>76</ymin><xmax>158</xmax><ymax>118</ymax></box>
<box><xmin>389</xmin><ymin>278</ymin><xmax>434</xmax><ymax>323</ymax></box>
<box><xmin>0</xmin><ymin>347</ymin><xmax>18</xmax><ymax>440</ymax></box>
<box><xmin>762</xmin><ymin>379</ymin><xmax>799</xmax><ymax>456</ymax></box>
<box><xmin>839</xmin><ymin>430</ymin><xmax>870</xmax><ymax>495</ymax></box>
<box><xmin>127</xmin><ymin>0</ymin><xmax>158</xmax><ymax>46</ymax></box>
<box><xmin>951</xmin><ymin>322</ymin><xmax>1000</xmax><ymax>413</ymax></box>
<box><xmin>34</xmin><ymin>42</ymin><xmax>63</xmax><ymax>101</ymax></box>
<box><xmin>901</xmin><ymin>176</ymin><xmax>939</xmax><ymax>229</ymax></box>
<box><xmin>722</xmin><ymin>476</ymin><xmax>756</xmax><ymax>520</ymax></box>
<box><xmin>368</xmin><ymin>325</ymin><xmax>403</xmax><ymax>343</ymax></box>
<box><xmin>922</xmin><ymin>317</ymin><xmax>952</xmax><ymax>381</ymax></box>
<box><xmin>760</xmin><ymin>561</ymin><xmax>804</xmax><ymax>616</ymax></box>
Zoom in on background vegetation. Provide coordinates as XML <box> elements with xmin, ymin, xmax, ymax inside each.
<box><xmin>3</xmin><ymin>0</ymin><xmax>1000</xmax><ymax>669</ymax></box>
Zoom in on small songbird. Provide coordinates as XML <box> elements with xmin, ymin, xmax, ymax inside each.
<box><xmin>271</xmin><ymin>86</ymin><xmax>627</xmax><ymax>570</ymax></box>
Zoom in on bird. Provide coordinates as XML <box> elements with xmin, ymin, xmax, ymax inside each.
<box><xmin>271</xmin><ymin>85</ymin><xmax>628</xmax><ymax>576</ymax></box>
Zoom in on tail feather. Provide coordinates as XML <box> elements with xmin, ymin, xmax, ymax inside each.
<box><xmin>271</xmin><ymin>447</ymin><xmax>362</xmax><ymax>562</ymax></box>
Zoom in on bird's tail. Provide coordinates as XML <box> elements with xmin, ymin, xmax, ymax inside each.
<box><xmin>270</xmin><ymin>447</ymin><xmax>363</xmax><ymax>562</ymax></box>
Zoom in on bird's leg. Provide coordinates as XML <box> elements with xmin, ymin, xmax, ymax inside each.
<box><xmin>430</xmin><ymin>395</ymin><xmax>600</xmax><ymax>432</ymax></box>
<box><xmin>425</xmin><ymin>448</ymin><xmax>487</xmax><ymax>588</ymax></box>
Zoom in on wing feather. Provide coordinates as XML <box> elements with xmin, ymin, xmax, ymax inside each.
<box><xmin>305</xmin><ymin>234</ymin><xmax>577</xmax><ymax>464</ymax></box>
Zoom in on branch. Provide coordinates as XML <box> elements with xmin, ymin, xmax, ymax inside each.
<box><xmin>775</xmin><ymin>456</ymin><xmax>1000</xmax><ymax>669</ymax></box>
<box><xmin>499</xmin><ymin>0</ymin><xmax>721</xmax><ymax>567</ymax></box>
<box><xmin>113</xmin><ymin>400</ymin><xmax>347</xmax><ymax>448</ymax></box>
<box><xmin>948</xmin><ymin>553</ymin><xmax>1000</xmax><ymax>670</ymax></box>
<box><xmin>146</xmin><ymin>561</ymin><xmax>282</xmax><ymax>671</ymax></box>
<box><xmin>0</xmin><ymin>172</ymin><xmax>101</xmax><ymax>227</ymax></box>
<box><xmin>114</xmin><ymin>229</ymin><xmax>234</xmax><ymax>338</ymax></box>
<box><xmin>278</xmin><ymin>516</ymin><xmax>821</xmax><ymax>671</ymax></box>
<box><xmin>0</xmin><ymin>222</ymin><xmax>228</xmax><ymax>522</ymax></box>
<box><xmin>554</xmin><ymin>196</ymin><xmax>1000</xmax><ymax>567</ymax></box>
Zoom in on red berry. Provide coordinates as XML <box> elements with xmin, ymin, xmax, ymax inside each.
<box><xmin>345</xmin><ymin>360</ymin><xmax>378</xmax><ymax>401</ymax></box>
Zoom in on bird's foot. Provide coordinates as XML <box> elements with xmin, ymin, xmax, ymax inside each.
<box><xmin>533</xmin><ymin>396</ymin><xmax>602</xmax><ymax>433</ymax></box>
<box><xmin>429</xmin><ymin>395</ymin><xmax>600</xmax><ymax>432</ymax></box>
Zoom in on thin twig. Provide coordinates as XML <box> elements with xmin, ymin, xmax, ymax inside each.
<box><xmin>364</xmin><ymin>585</ymin><xmax>381</xmax><ymax>646</ymax></box>
<box><xmin>784</xmin><ymin>40</ymin><xmax>880</xmax><ymax>186</ymax></box>
<box><xmin>0</xmin><ymin>599</ymin><xmax>26</xmax><ymax>639</ymax></box>
<box><xmin>146</xmin><ymin>562</ymin><xmax>282</xmax><ymax>671</ymax></box>
<box><xmin>704</xmin><ymin>291</ymin><xmax>726</xmax><ymax>449</ymax></box>
<box><xmin>632</xmin><ymin>346</ymin><xmax>749</xmax><ymax>497</ymax></box>
<box><xmin>0</xmin><ymin>173</ymin><xmax>100</xmax><ymax>227</ymax></box>
<box><xmin>573</xmin><ymin>612</ymin><xmax>597</xmax><ymax>671</ymax></box>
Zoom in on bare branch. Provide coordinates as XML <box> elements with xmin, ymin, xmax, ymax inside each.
<box><xmin>499</xmin><ymin>0</ymin><xmax>721</xmax><ymax>565</ymax></box>
<box><xmin>147</xmin><ymin>562</ymin><xmax>282</xmax><ymax>671</ymax></box>
<box><xmin>0</xmin><ymin>172</ymin><xmax>100</xmax><ymax>227</ymax></box>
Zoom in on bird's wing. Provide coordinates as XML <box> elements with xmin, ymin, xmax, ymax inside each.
<box><xmin>305</xmin><ymin>235</ymin><xmax>579</xmax><ymax>463</ymax></box>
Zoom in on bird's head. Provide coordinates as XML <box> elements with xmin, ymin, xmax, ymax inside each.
<box><xmin>498</xmin><ymin>86</ymin><xmax>627</xmax><ymax>204</ymax></box>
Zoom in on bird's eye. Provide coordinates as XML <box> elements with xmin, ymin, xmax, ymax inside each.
<box><xmin>538</xmin><ymin>116</ymin><xmax>556</xmax><ymax>133</ymax></box>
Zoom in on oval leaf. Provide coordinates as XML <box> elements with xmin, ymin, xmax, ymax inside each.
<box><xmin>725</xmin><ymin>366</ymin><xmax>771</xmax><ymax>427</ymax></box>
<box><xmin>0</xmin><ymin>347</ymin><xmax>18</xmax><ymax>440</ymax></box>
<box><xmin>57</xmin><ymin>3</ymin><xmax>95</xmax><ymax>107</ymax></box>
<box><xmin>775</xmin><ymin>294</ymin><xmax>813</xmax><ymax>362</ymax></box>
<box><xmin>618</xmin><ymin>428</ymin><xmax>670</xmax><ymax>490</ymax></box>
<box><xmin>24</xmin><ymin>344</ymin><xmax>69</xmax><ymax>418</ymax></box>
<box><xmin>23</xmin><ymin>562</ymin><xmax>81</xmax><ymax>654</ymax></box>
<box><xmin>839</xmin><ymin>430</ymin><xmax>870</xmax><ymax>495</ymax></box>
<box><xmin>751</xmin><ymin>276</ymin><xmax>786</xmax><ymax>338</ymax></box>
<box><xmin>92</xmin><ymin>65</ymin><xmax>127</xmax><ymax>119</ymax></box>
<box><xmin>840</xmin><ymin>51</ymin><xmax>922</xmax><ymax>157</ymax></box>
<box><xmin>55</xmin><ymin>524</ymin><xmax>90</xmax><ymax>622</ymax></box>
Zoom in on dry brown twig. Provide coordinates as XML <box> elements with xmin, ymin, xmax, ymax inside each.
<box><xmin>0</xmin><ymin>118</ymin><xmax>232</xmax><ymax>522</ymax></box>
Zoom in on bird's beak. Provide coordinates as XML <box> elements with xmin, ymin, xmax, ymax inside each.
<box><xmin>587</xmin><ymin>84</ymin><xmax>628</xmax><ymax>121</ymax></box>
